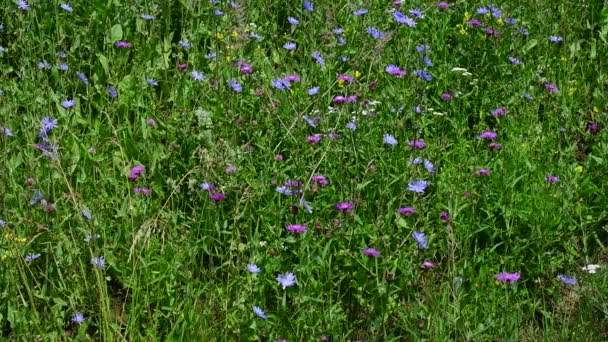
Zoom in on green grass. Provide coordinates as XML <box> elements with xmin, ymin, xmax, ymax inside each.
<box><xmin>1</xmin><ymin>0</ymin><xmax>608</xmax><ymax>340</ymax></box>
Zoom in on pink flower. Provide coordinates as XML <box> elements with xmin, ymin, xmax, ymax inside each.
<box><xmin>146</xmin><ymin>118</ymin><xmax>157</xmax><ymax>127</ymax></box>
<box><xmin>286</xmin><ymin>224</ymin><xmax>308</xmax><ymax>233</ymax></box>
<box><xmin>128</xmin><ymin>165</ymin><xmax>145</xmax><ymax>182</ymax></box>
<box><xmin>408</xmin><ymin>140</ymin><xmax>426</xmax><ymax>149</ymax></box>
<box><xmin>420</xmin><ymin>261</ymin><xmax>436</xmax><ymax>269</ymax></box>
<box><xmin>210</xmin><ymin>193</ymin><xmax>225</xmax><ymax>202</ymax></box>
<box><xmin>115</xmin><ymin>41</ymin><xmax>132</xmax><ymax>48</ymax></box>
<box><xmin>336</xmin><ymin>74</ymin><xmax>355</xmax><ymax>83</ymax></box>
<box><xmin>362</xmin><ymin>248</ymin><xmax>380</xmax><ymax>257</ymax></box>
<box><xmin>496</xmin><ymin>272</ymin><xmax>521</xmax><ymax>283</ymax></box>
<box><xmin>332</xmin><ymin>96</ymin><xmax>346</xmax><ymax>104</ymax></box>
<box><xmin>275</xmin><ymin>154</ymin><xmax>284</xmax><ymax>161</ymax></box>
<box><xmin>437</xmin><ymin>2</ymin><xmax>450</xmax><ymax>9</ymax></box>
<box><xmin>476</xmin><ymin>168</ymin><xmax>490</xmax><ymax>176</ymax></box>
<box><xmin>398</xmin><ymin>207</ymin><xmax>416</xmax><ymax>215</ymax></box>
<box><xmin>312</xmin><ymin>175</ymin><xmax>329</xmax><ymax>186</ymax></box>
<box><xmin>545</xmin><ymin>82</ymin><xmax>559</xmax><ymax>93</ymax></box>
<box><xmin>307</xmin><ymin>134</ymin><xmax>322</xmax><ymax>143</ymax></box>
<box><xmin>441</xmin><ymin>93</ymin><xmax>453</xmax><ymax>101</ymax></box>
<box><xmin>335</xmin><ymin>202</ymin><xmax>353</xmax><ymax>212</ymax></box>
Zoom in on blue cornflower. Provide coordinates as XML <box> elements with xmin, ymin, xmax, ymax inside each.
<box><xmin>408</xmin><ymin>180</ymin><xmax>429</xmax><ymax>193</ymax></box>
<box><xmin>25</xmin><ymin>253</ymin><xmax>41</xmax><ymax>262</ymax></box>
<box><xmin>37</xmin><ymin>61</ymin><xmax>51</xmax><ymax>69</ymax></box>
<box><xmin>141</xmin><ymin>14</ymin><xmax>156</xmax><ymax>20</ymax></box>
<box><xmin>477</xmin><ymin>7</ymin><xmax>488</xmax><ymax>15</ymax></box>
<box><xmin>409</xmin><ymin>157</ymin><xmax>423</xmax><ymax>165</ymax></box>
<box><xmin>58</xmin><ymin>63</ymin><xmax>69</xmax><ymax>71</ymax></box>
<box><xmin>517</xmin><ymin>27</ymin><xmax>529</xmax><ymax>36</ymax></box>
<box><xmin>346</xmin><ymin>122</ymin><xmax>357</xmax><ymax>131</ymax></box>
<box><xmin>303</xmin><ymin>1</ymin><xmax>313</xmax><ymax>11</ymax></box>
<box><xmin>18</xmin><ymin>0</ymin><xmax>30</xmax><ymax>11</ymax></box>
<box><xmin>394</xmin><ymin>12</ymin><xmax>416</xmax><ymax>27</ymax></box>
<box><xmin>213</xmin><ymin>9</ymin><xmax>223</xmax><ymax>16</ymax></box>
<box><xmin>62</xmin><ymin>99</ymin><xmax>76</xmax><ymax>108</ymax></box>
<box><xmin>205</xmin><ymin>52</ymin><xmax>217</xmax><ymax>59</ymax></box>
<box><xmin>29</xmin><ymin>190</ymin><xmax>44</xmax><ymax>206</ymax></box>
<box><xmin>146</xmin><ymin>78</ymin><xmax>158</xmax><ymax>87</ymax></box>
<box><xmin>549</xmin><ymin>35</ymin><xmax>563</xmax><ymax>43</ymax></box>
<box><xmin>416</xmin><ymin>44</ymin><xmax>429</xmax><ymax>52</ymax></box>
<box><xmin>412</xmin><ymin>231</ymin><xmax>428</xmax><ymax>250</ymax></box>
<box><xmin>413</xmin><ymin>106</ymin><xmax>423</xmax><ymax>114</ymax></box>
<box><xmin>107</xmin><ymin>85</ymin><xmax>117</xmax><ymax>98</ymax></box>
<box><xmin>414</xmin><ymin>70</ymin><xmax>432</xmax><ymax>81</ymax></box>
<box><xmin>367</xmin><ymin>27</ymin><xmax>385</xmax><ymax>39</ymax></box>
<box><xmin>179</xmin><ymin>40</ymin><xmax>191</xmax><ymax>49</ymax></box>
<box><xmin>271</xmin><ymin>78</ymin><xmax>290</xmax><ymax>91</ymax></box>
<box><xmin>1</xmin><ymin>127</ymin><xmax>13</xmax><ymax>137</ymax></box>
<box><xmin>491</xmin><ymin>8</ymin><xmax>502</xmax><ymax>18</ymax></box>
<box><xmin>333</xmin><ymin>28</ymin><xmax>343</xmax><ymax>35</ymax></box>
<box><xmin>311</xmin><ymin>51</ymin><xmax>324</xmax><ymax>66</ymax></box>
<box><xmin>0</xmin><ymin>219</ymin><xmax>5</xmax><ymax>226</ymax></box>
<box><xmin>41</xmin><ymin>117</ymin><xmax>58</xmax><ymax>132</ymax></box>
<box><xmin>303</xmin><ymin>115</ymin><xmax>316</xmax><ymax>128</ymax></box>
<box><xmin>422</xmin><ymin>55</ymin><xmax>433</xmax><ymax>67</ymax></box>
<box><xmin>71</xmin><ymin>312</ymin><xmax>85</xmax><ymax>324</ymax></box>
<box><xmin>504</xmin><ymin>18</ymin><xmax>517</xmax><ymax>24</ymax></box>
<box><xmin>247</xmin><ymin>263</ymin><xmax>261</xmax><ymax>274</ymax></box>
<box><xmin>508</xmin><ymin>56</ymin><xmax>522</xmax><ymax>65</ymax></box>
<box><xmin>558</xmin><ymin>274</ymin><xmax>576</xmax><ymax>285</ymax></box>
<box><xmin>299</xmin><ymin>197</ymin><xmax>313</xmax><ymax>213</ymax></box>
<box><xmin>308</xmin><ymin>86</ymin><xmax>319</xmax><ymax>95</ymax></box>
<box><xmin>253</xmin><ymin>306</ymin><xmax>268</xmax><ymax>319</ymax></box>
<box><xmin>337</xmin><ymin>37</ymin><xmax>347</xmax><ymax>45</ymax></box>
<box><xmin>276</xmin><ymin>272</ymin><xmax>297</xmax><ymax>289</ymax></box>
<box><xmin>409</xmin><ymin>8</ymin><xmax>423</xmax><ymax>18</ymax></box>
<box><xmin>76</xmin><ymin>71</ymin><xmax>89</xmax><ymax>85</ymax></box>
<box><xmin>283</xmin><ymin>42</ymin><xmax>296</xmax><ymax>51</ymax></box>
<box><xmin>353</xmin><ymin>8</ymin><xmax>368</xmax><ymax>16</ymax></box>
<box><xmin>81</xmin><ymin>209</ymin><xmax>92</xmax><ymax>220</ymax></box>
<box><xmin>0</xmin><ymin>24</ymin><xmax>4</xmax><ymax>31</ymax></box>
<box><xmin>191</xmin><ymin>71</ymin><xmax>205</xmax><ymax>81</ymax></box>
<box><xmin>90</xmin><ymin>256</ymin><xmax>106</xmax><ymax>268</ymax></box>
<box><xmin>229</xmin><ymin>79</ymin><xmax>242</xmax><ymax>93</ymax></box>
<box><xmin>249</xmin><ymin>33</ymin><xmax>264</xmax><ymax>40</ymax></box>
<box><xmin>288</xmin><ymin>16</ymin><xmax>299</xmax><ymax>25</ymax></box>
<box><xmin>60</xmin><ymin>3</ymin><xmax>72</xmax><ymax>12</ymax></box>
<box><xmin>423</xmin><ymin>160</ymin><xmax>435</xmax><ymax>173</ymax></box>
<box><xmin>57</xmin><ymin>51</ymin><xmax>67</xmax><ymax>58</ymax></box>
<box><xmin>523</xmin><ymin>93</ymin><xmax>534</xmax><ymax>101</ymax></box>
<box><xmin>383</xmin><ymin>134</ymin><xmax>398</xmax><ymax>146</ymax></box>
<box><xmin>339</xmin><ymin>55</ymin><xmax>349</xmax><ymax>62</ymax></box>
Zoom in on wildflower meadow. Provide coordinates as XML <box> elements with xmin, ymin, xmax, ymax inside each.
<box><xmin>2</xmin><ymin>0</ymin><xmax>608</xmax><ymax>340</ymax></box>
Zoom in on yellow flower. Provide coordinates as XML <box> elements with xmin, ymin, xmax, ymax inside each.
<box><xmin>496</xmin><ymin>18</ymin><xmax>504</xmax><ymax>25</ymax></box>
<box><xmin>0</xmin><ymin>255</ymin><xmax>6</xmax><ymax>261</ymax></box>
<box><xmin>593</xmin><ymin>106</ymin><xmax>599</xmax><ymax>113</ymax></box>
<box><xmin>463</xmin><ymin>11</ymin><xmax>471</xmax><ymax>22</ymax></box>
<box><xmin>225</xmin><ymin>56</ymin><xmax>231</xmax><ymax>62</ymax></box>
<box><xmin>214</xmin><ymin>32</ymin><xmax>224</xmax><ymax>40</ymax></box>
<box><xmin>227</xmin><ymin>45</ymin><xmax>234</xmax><ymax>50</ymax></box>
<box><xmin>354</xmin><ymin>70</ymin><xmax>361</xmax><ymax>79</ymax></box>
<box><xmin>14</xmin><ymin>237</ymin><xmax>27</xmax><ymax>243</ymax></box>
<box><xmin>575</xmin><ymin>165</ymin><xmax>583</xmax><ymax>173</ymax></box>
<box><xmin>337</xmin><ymin>79</ymin><xmax>345</xmax><ymax>88</ymax></box>
<box><xmin>560</xmin><ymin>56</ymin><xmax>567</xmax><ymax>62</ymax></box>
<box><xmin>231</xmin><ymin>30</ymin><xmax>239</xmax><ymax>38</ymax></box>
<box><xmin>568</xmin><ymin>87</ymin><xmax>576</xmax><ymax>96</ymax></box>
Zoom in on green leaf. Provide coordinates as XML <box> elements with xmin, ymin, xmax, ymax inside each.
<box><xmin>97</xmin><ymin>53</ymin><xmax>109</xmax><ymax>76</ymax></box>
<box><xmin>110</xmin><ymin>24</ymin><xmax>123</xmax><ymax>42</ymax></box>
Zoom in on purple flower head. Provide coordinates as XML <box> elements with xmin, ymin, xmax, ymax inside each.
<box><xmin>276</xmin><ymin>272</ymin><xmax>297</xmax><ymax>289</ymax></box>
<box><xmin>545</xmin><ymin>175</ymin><xmax>559</xmax><ymax>183</ymax></box>
<box><xmin>284</xmin><ymin>74</ymin><xmax>301</xmax><ymax>82</ymax></box>
<box><xmin>408</xmin><ymin>180</ymin><xmax>429</xmax><ymax>193</ymax></box>
<box><xmin>128</xmin><ymin>165</ymin><xmax>145</xmax><ymax>181</ymax></box>
<box><xmin>288</xmin><ymin>16</ymin><xmax>299</xmax><ymax>25</ymax></box>
<box><xmin>398</xmin><ymin>207</ymin><xmax>416</xmax><ymax>215</ymax></box>
<box><xmin>557</xmin><ymin>274</ymin><xmax>576</xmax><ymax>285</ymax></box>
<box><xmin>393</xmin><ymin>12</ymin><xmax>416</xmax><ymax>27</ymax></box>
<box><xmin>71</xmin><ymin>312</ymin><xmax>85</xmax><ymax>324</ymax></box>
<box><xmin>412</xmin><ymin>231</ymin><xmax>428</xmax><ymax>250</ymax></box>
<box><xmin>115</xmin><ymin>41</ymin><xmax>132</xmax><ymax>48</ymax></box>
<box><xmin>385</xmin><ymin>64</ymin><xmax>406</xmax><ymax>76</ymax></box>
<box><xmin>383</xmin><ymin>134</ymin><xmax>398</xmax><ymax>146</ymax></box>
<box><xmin>210</xmin><ymin>193</ymin><xmax>225</xmax><ymax>202</ymax></box>
<box><xmin>441</xmin><ymin>93</ymin><xmax>453</xmax><ymax>101</ymax></box>
<box><xmin>496</xmin><ymin>272</ymin><xmax>521</xmax><ymax>283</ymax></box>
<box><xmin>362</xmin><ymin>248</ymin><xmax>380</xmax><ymax>257</ymax></box>
<box><xmin>336</xmin><ymin>74</ymin><xmax>355</xmax><ymax>83</ymax></box>
<box><xmin>437</xmin><ymin>2</ymin><xmax>450</xmax><ymax>9</ymax></box>
<box><xmin>225</xmin><ymin>165</ymin><xmax>236</xmax><ymax>174</ymax></box>
<box><xmin>91</xmin><ymin>256</ymin><xmax>106</xmax><ymax>268</ymax></box>
<box><xmin>545</xmin><ymin>83</ymin><xmax>559</xmax><ymax>93</ymax></box>
<box><xmin>311</xmin><ymin>175</ymin><xmax>329</xmax><ymax>186</ymax></box>
<box><xmin>408</xmin><ymin>140</ymin><xmax>426</xmax><ymax>149</ymax></box>
<box><xmin>274</xmin><ymin>154</ymin><xmax>284</xmax><ymax>161</ymax></box>
<box><xmin>286</xmin><ymin>224</ymin><xmax>308</xmax><ymax>233</ymax></box>
<box><xmin>353</xmin><ymin>8</ymin><xmax>368</xmax><ymax>16</ymax></box>
<box><xmin>479</xmin><ymin>131</ymin><xmax>497</xmax><ymax>140</ymax></box>
<box><xmin>253</xmin><ymin>306</ymin><xmax>267</xmax><ymax>319</ymax></box>
<box><xmin>306</xmin><ymin>134</ymin><xmax>322</xmax><ymax>143</ymax></box>
<box><xmin>488</xmin><ymin>142</ymin><xmax>502</xmax><ymax>149</ymax></box>
<box><xmin>440</xmin><ymin>211</ymin><xmax>450</xmax><ymax>222</ymax></box>
<box><xmin>247</xmin><ymin>263</ymin><xmax>260</xmax><ymax>274</ymax></box>
<box><xmin>335</xmin><ymin>202</ymin><xmax>353</xmax><ymax>212</ymax></box>
<box><xmin>467</xmin><ymin>18</ymin><xmax>483</xmax><ymax>27</ymax></box>
<box><xmin>476</xmin><ymin>168</ymin><xmax>490</xmax><ymax>176</ymax></box>
<box><xmin>421</xmin><ymin>261</ymin><xmax>436</xmax><ymax>269</ymax></box>
<box><xmin>62</xmin><ymin>99</ymin><xmax>76</xmax><ymax>109</ymax></box>
<box><xmin>367</xmin><ymin>27</ymin><xmax>385</xmax><ymax>39</ymax></box>
<box><xmin>588</xmin><ymin>122</ymin><xmax>600</xmax><ymax>134</ymax></box>
<box><xmin>283</xmin><ymin>42</ymin><xmax>297</xmax><ymax>51</ymax></box>
<box><xmin>491</xmin><ymin>107</ymin><xmax>507</xmax><ymax>117</ymax></box>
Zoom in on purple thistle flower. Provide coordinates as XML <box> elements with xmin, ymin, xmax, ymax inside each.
<box><xmin>441</xmin><ymin>93</ymin><xmax>453</xmax><ymax>101</ymax></box>
<box><xmin>76</xmin><ymin>71</ymin><xmax>89</xmax><ymax>85</ymax></box>
<box><xmin>488</xmin><ymin>142</ymin><xmax>502</xmax><ymax>149</ymax></box>
<box><xmin>276</xmin><ymin>272</ymin><xmax>297</xmax><ymax>289</ymax></box>
<box><xmin>398</xmin><ymin>207</ymin><xmax>416</xmax><ymax>215</ymax></box>
<box><xmin>312</xmin><ymin>175</ymin><xmax>329</xmax><ymax>186</ymax></box>
<box><xmin>437</xmin><ymin>2</ymin><xmax>450</xmax><ymax>9</ymax></box>
<box><xmin>306</xmin><ymin>134</ymin><xmax>322</xmax><ymax>143</ymax></box>
<box><xmin>467</xmin><ymin>18</ymin><xmax>483</xmax><ymax>27</ymax></box>
<box><xmin>247</xmin><ymin>263</ymin><xmax>260</xmax><ymax>274</ymax></box>
<box><xmin>61</xmin><ymin>99</ymin><xmax>75</xmax><ymax>109</ymax></box>
<box><xmin>491</xmin><ymin>107</ymin><xmax>508</xmax><ymax>116</ymax></box>
<box><xmin>496</xmin><ymin>272</ymin><xmax>520</xmax><ymax>283</ymax></box>
<box><xmin>353</xmin><ymin>8</ymin><xmax>368</xmax><ymax>16</ymax></box>
<box><xmin>60</xmin><ymin>3</ymin><xmax>73</xmax><ymax>12</ymax></box>
<box><xmin>383</xmin><ymin>134</ymin><xmax>398</xmax><ymax>146</ymax></box>
<box><xmin>545</xmin><ymin>175</ymin><xmax>559</xmax><ymax>183</ymax></box>
<box><xmin>71</xmin><ymin>312</ymin><xmax>85</xmax><ymax>324</ymax></box>
<box><xmin>286</xmin><ymin>224</ymin><xmax>308</xmax><ymax>233</ymax></box>
<box><xmin>588</xmin><ymin>122</ymin><xmax>600</xmax><ymax>134</ymax></box>
<box><xmin>210</xmin><ymin>193</ymin><xmax>225</xmax><ymax>202</ymax></box>
<box><xmin>253</xmin><ymin>306</ymin><xmax>268</xmax><ymax>319</ymax></box>
<box><xmin>362</xmin><ymin>248</ymin><xmax>380</xmax><ymax>257</ymax></box>
<box><xmin>115</xmin><ymin>41</ymin><xmax>132</xmax><ymax>48</ymax></box>
<box><xmin>476</xmin><ymin>168</ymin><xmax>490</xmax><ymax>176</ymax></box>
<box><xmin>545</xmin><ymin>83</ymin><xmax>559</xmax><ymax>93</ymax></box>
<box><xmin>367</xmin><ymin>27</ymin><xmax>385</xmax><ymax>39</ymax></box>
<box><xmin>408</xmin><ymin>180</ymin><xmax>429</xmax><ymax>193</ymax></box>
<box><xmin>284</xmin><ymin>74</ymin><xmax>301</xmax><ymax>82</ymax></box>
<box><xmin>421</xmin><ymin>261</ymin><xmax>436</xmax><ymax>269</ymax></box>
<box><xmin>557</xmin><ymin>274</ymin><xmax>576</xmax><ymax>285</ymax></box>
<box><xmin>283</xmin><ymin>42</ymin><xmax>296</xmax><ymax>51</ymax></box>
<box><xmin>440</xmin><ymin>211</ymin><xmax>450</xmax><ymax>223</ymax></box>
<box><xmin>335</xmin><ymin>202</ymin><xmax>353</xmax><ymax>212</ymax></box>
<box><xmin>128</xmin><ymin>165</ymin><xmax>145</xmax><ymax>181</ymax></box>
<box><xmin>90</xmin><ymin>256</ymin><xmax>106</xmax><ymax>268</ymax></box>
<box><xmin>408</xmin><ymin>140</ymin><xmax>426</xmax><ymax>149</ymax></box>
<box><xmin>479</xmin><ymin>131</ymin><xmax>497</xmax><ymax>140</ymax></box>
<box><xmin>412</xmin><ymin>231</ymin><xmax>428</xmax><ymax>250</ymax></box>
